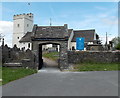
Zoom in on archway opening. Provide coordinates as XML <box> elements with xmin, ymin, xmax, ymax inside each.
<box><xmin>38</xmin><ymin>43</ymin><xmax>60</xmax><ymax>70</ymax></box>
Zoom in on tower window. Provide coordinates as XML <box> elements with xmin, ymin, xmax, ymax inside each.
<box><xmin>27</xmin><ymin>24</ymin><xmax>29</xmax><ymax>27</ymax></box>
<box><xmin>17</xmin><ymin>24</ymin><xmax>20</xmax><ymax>27</ymax></box>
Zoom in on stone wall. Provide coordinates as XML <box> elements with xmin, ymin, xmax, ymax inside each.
<box><xmin>68</xmin><ymin>51</ymin><xmax>120</xmax><ymax>64</ymax></box>
<box><xmin>2</xmin><ymin>45</ymin><xmax>36</xmax><ymax>69</ymax></box>
<box><xmin>2</xmin><ymin>44</ymin><xmax>120</xmax><ymax>70</ymax></box>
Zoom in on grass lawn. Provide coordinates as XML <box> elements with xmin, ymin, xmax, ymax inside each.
<box><xmin>43</xmin><ymin>52</ymin><xmax>59</xmax><ymax>61</ymax></box>
<box><xmin>74</xmin><ymin>63</ymin><xmax>119</xmax><ymax>71</ymax></box>
<box><xmin>0</xmin><ymin>67</ymin><xmax>2</xmax><ymax>85</ymax></box>
<box><xmin>2</xmin><ymin>67</ymin><xmax>37</xmax><ymax>85</ymax></box>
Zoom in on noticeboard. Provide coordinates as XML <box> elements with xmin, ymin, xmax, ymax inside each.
<box><xmin>76</xmin><ymin>37</ymin><xmax>84</xmax><ymax>50</ymax></box>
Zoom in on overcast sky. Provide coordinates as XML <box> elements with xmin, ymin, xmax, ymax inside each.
<box><xmin>0</xmin><ymin>2</ymin><xmax>118</xmax><ymax>47</ymax></box>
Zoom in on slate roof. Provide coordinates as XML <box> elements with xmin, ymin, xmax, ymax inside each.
<box><xmin>19</xmin><ymin>25</ymin><xmax>97</xmax><ymax>43</ymax></box>
<box><xmin>68</xmin><ymin>29</ymin><xmax>73</xmax><ymax>37</ymax></box>
<box><xmin>72</xmin><ymin>29</ymin><xmax>95</xmax><ymax>42</ymax></box>
<box><xmin>19</xmin><ymin>32</ymin><xmax>32</xmax><ymax>42</ymax></box>
<box><xmin>20</xmin><ymin>25</ymin><xmax>68</xmax><ymax>42</ymax></box>
<box><xmin>33</xmin><ymin>26</ymin><xmax>67</xmax><ymax>38</ymax></box>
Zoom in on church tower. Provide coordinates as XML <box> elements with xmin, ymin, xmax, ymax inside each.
<box><xmin>12</xmin><ymin>13</ymin><xmax>33</xmax><ymax>49</ymax></box>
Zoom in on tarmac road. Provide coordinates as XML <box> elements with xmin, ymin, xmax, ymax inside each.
<box><xmin>2</xmin><ymin>58</ymin><xmax>119</xmax><ymax>96</ymax></box>
<box><xmin>2</xmin><ymin>70</ymin><xmax>118</xmax><ymax>96</ymax></box>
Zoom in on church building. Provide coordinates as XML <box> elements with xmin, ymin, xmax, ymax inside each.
<box><xmin>12</xmin><ymin>13</ymin><xmax>101</xmax><ymax>51</ymax></box>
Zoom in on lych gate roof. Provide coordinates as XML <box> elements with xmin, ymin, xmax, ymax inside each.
<box><xmin>34</xmin><ymin>26</ymin><xmax>67</xmax><ymax>38</ymax></box>
<box><xmin>72</xmin><ymin>29</ymin><xmax>95</xmax><ymax>42</ymax></box>
<box><xmin>20</xmin><ymin>24</ymin><xmax>68</xmax><ymax>42</ymax></box>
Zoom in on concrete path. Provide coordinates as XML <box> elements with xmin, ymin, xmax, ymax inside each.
<box><xmin>2</xmin><ymin>71</ymin><xmax>118</xmax><ymax>96</ymax></box>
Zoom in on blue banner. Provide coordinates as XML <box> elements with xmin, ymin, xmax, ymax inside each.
<box><xmin>76</xmin><ymin>37</ymin><xmax>84</xmax><ymax>50</ymax></box>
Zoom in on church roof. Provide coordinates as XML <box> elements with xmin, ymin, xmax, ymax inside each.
<box><xmin>72</xmin><ymin>29</ymin><xmax>95</xmax><ymax>42</ymax></box>
<box><xmin>19</xmin><ymin>32</ymin><xmax>32</xmax><ymax>42</ymax></box>
<box><xmin>68</xmin><ymin>29</ymin><xmax>73</xmax><ymax>37</ymax></box>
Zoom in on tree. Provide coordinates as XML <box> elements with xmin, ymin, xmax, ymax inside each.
<box><xmin>111</xmin><ymin>37</ymin><xmax>120</xmax><ymax>50</ymax></box>
<box><xmin>116</xmin><ymin>42</ymin><xmax>120</xmax><ymax>50</ymax></box>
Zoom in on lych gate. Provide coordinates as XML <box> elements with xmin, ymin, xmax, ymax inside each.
<box><xmin>37</xmin><ymin>42</ymin><xmax>60</xmax><ymax>69</ymax></box>
<box><xmin>32</xmin><ymin>41</ymin><xmax>68</xmax><ymax>70</ymax></box>
<box><xmin>20</xmin><ymin>24</ymin><xmax>69</xmax><ymax>70</ymax></box>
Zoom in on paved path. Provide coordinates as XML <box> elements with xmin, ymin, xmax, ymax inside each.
<box><xmin>2</xmin><ymin>58</ymin><xmax>119</xmax><ymax>96</ymax></box>
<box><xmin>42</xmin><ymin>57</ymin><xmax>58</xmax><ymax>67</ymax></box>
<box><xmin>39</xmin><ymin>57</ymin><xmax>60</xmax><ymax>73</ymax></box>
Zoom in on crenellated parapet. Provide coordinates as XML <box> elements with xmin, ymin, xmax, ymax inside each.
<box><xmin>13</xmin><ymin>13</ymin><xmax>33</xmax><ymax>21</ymax></box>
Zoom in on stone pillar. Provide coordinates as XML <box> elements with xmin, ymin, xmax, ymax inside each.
<box><xmin>59</xmin><ymin>42</ymin><xmax>69</xmax><ymax>70</ymax></box>
<box><xmin>32</xmin><ymin>42</ymin><xmax>39</xmax><ymax>70</ymax></box>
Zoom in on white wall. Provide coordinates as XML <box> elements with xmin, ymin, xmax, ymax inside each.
<box><xmin>24</xmin><ymin>18</ymin><xmax>33</xmax><ymax>34</ymax></box>
<box><xmin>12</xmin><ymin>14</ymin><xmax>33</xmax><ymax>50</ymax></box>
<box><xmin>68</xmin><ymin>30</ymin><xmax>74</xmax><ymax>50</ymax></box>
<box><xmin>94</xmin><ymin>32</ymin><xmax>96</xmax><ymax>40</ymax></box>
<box><xmin>13</xmin><ymin>19</ymin><xmax>24</xmax><ymax>33</ymax></box>
<box><xmin>71</xmin><ymin>42</ymin><xmax>76</xmax><ymax>50</ymax></box>
<box><xmin>18</xmin><ymin>42</ymin><xmax>32</xmax><ymax>50</ymax></box>
<box><xmin>42</xmin><ymin>44</ymin><xmax>60</xmax><ymax>52</ymax></box>
<box><xmin>12</xmin><ymin>33</ymin><xmax>24</xmax><ymax>47</ymax></box>
<box><xmin>88</xmin><ymin>42</ymin><xmax>93</xmax><ymax>45</ymax></box>
<box><xmin>42</xmin><ymin>44</ymin><xmax>52</xmax><ymax>50</ymax></box>
<box><xmin>70</xmin><ymin>42</ymin><xmax>87</xmax><ymax>51</ymax></box>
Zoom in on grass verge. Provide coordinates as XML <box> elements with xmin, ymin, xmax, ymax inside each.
<box><xmin>2</xmin><ymin>67</ymin><xmax>37</xmax><ymax>85</ymax></box>
<box><xmin>43</xmin><ymin>52</ymin><xmax>59</xmax><ymax>61</ymax></box>
<box><xmin>42</xmin><ymin>52</ymin><xmax>119</xmax><ymax>71</ymax></box>
<box><xmin>74</xmin><ymin>62</ymin><xmax>119</xmax><ymax>71</ymax></box>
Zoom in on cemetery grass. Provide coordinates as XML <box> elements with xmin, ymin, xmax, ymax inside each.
<box><xmin>43</xmin><ymin>52</ymin><xmax>59</xmax><ymax>61</ymax></box>
<box><xmin>74</xmin><ymin>62</ymin><xmax>119</xmax><ymax>71</ymax></box>
<box><xmin>2</xmin><ymin>67</ymin><xmax>37</xmax><ymax>85</ymax></box>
